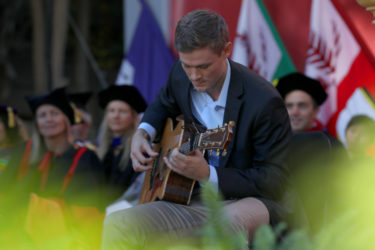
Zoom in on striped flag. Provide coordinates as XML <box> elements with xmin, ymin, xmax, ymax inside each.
<box><xmin>305</xmin><ymin>0</ymin><xmax>375</xmax><ymax>136</ymax></box>
<box><xmin>231</xmin><ymin>0</ymin><xmax>295</xmax><ymax>82</ymax></box>
<box><xmin>115</xmin><ymin>0</ymin><xmax>175</xmax><ymax>104</ymax></box>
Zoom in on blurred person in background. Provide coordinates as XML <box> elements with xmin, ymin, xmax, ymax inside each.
<box><xmin>97</xmin><ymin>85</ymin><xmax>147</xmax><ymax>208</ymax></box>
<box><xmin>68</xmin><ymin>91</ymin><xmax>96</xmax><ymax>151</ymax></box>
<box><xmin>345</xmin><ymin>115</ymin><xmax>375</xmax><ymax>161</ymax></box>
<box><xmin>0</xmin><ymin>87</ymin><xmax>105</xmax><ymax>249</ymax></box>
<box><xmin>276</xmin><ymin>72</ymin><xmax>327</xmax><ymax>133</ymax></box>
<box><xmin>0</xmin><ymin>105</ymin><xmax>29</xmax><ymax>173</ymax></box>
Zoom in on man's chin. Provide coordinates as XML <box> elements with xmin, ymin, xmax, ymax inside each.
<box><xmin>193</xmin><ymin>86</ymin><xmax>206</xmax><ymax>92</ymax></box>
<box><xmin>291</xmin><ymin>124</ymin><xmax>304</xmax><ymax>132</ymax></box>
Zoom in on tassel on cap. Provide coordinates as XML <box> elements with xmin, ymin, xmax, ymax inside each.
<box><xmin>7</xmin><ymin>106</ymin><xmax>15</xmax><ymax>128</ymax></box>
<box><xmin>70</xmin><ymin>103</ymin><xmax>83</xmax><ymax>124</ymax></box>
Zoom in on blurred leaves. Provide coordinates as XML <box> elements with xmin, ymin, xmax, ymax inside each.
<box><xmin>1</xmin><ymin>156</ymin><xmax>375</xmax><ymax>249</ymax></box>
<box><xmin>200</xmin><ymin>182</ymin><xmax>248</xmax><ymax>250</ymax></box>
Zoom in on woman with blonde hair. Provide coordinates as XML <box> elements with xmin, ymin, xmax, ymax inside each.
<box><xmin>97</xmin><ymin>85</ymin><xmax>146</xmax><ymax>205</ymax></box>
<box><xmin>0</xmin><ymin>87</ymin><xmax>104</xmax><ymax>206</ymax></box>
<box><xmin>0</xmin><ymin>87</ymin><xmax>105</xmax><ymax>248</ymax></box>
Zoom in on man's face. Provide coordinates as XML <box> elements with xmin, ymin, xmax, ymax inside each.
<box><xmin>178</xmin><ymin>44</ymin><xmax>231</xmax><ymax>97</ymax></box>
<box><xmin>285</xmin><ymin>90</ymin><xmax>319</xmax><ymax>132</ymax></box>
<box><xmin>346</xmin><ymin>123</ymin><xmax>375</xmax><ymax>158</ymax></box>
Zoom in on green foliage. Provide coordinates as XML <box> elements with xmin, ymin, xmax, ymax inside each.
<box><xmin>253</xmin><ymin>223</ymin><xmax>313</xmax><ymax>250</ymax></box>
<box><xmin>312</xmin><ymin>209</ymin><xmax>375</xmax><ymax>250</ymax></box>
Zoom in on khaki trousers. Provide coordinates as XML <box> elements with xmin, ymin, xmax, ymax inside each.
<box><xmin>101</xmin><ymin>197</ymin><xmax>269</xmax><ymax>249</ymax></box>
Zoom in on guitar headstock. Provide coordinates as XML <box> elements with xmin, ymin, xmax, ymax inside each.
<box><xmin>198</xmin><ymin>121</ymin><xmax>235</xmax><ymax>156</ymax></box>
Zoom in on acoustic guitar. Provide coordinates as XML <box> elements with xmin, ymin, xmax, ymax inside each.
<box><xmin>139</xmin><ymin>118</ymin><xmax>234</xmax><ymax>205</ymax></box>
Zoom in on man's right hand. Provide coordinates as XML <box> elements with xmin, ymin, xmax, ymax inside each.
<box><xmin>130</xmin><ymin>129</ymin><xmax>158</xmax><ymax>172</ymax></box>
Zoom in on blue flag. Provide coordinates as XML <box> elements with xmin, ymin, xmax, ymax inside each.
<box><xmin>116</xmin><ymin>0</ymin><xmax>175</xmax><ymax>104</ymax></box>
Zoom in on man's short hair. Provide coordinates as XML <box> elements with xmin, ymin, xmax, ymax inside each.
<box><xmin>174</xmin><ymin>9</ymin><xmax>229</xmax><ymax>55</ymax></box>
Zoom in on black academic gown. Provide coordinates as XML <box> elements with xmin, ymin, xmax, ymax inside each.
<box><xmin>0</xmin><ymin>142</ymin><xmax>105</xmax><ymax>209</ymax></box>
<box><xmin>102</xmin><ymin>143</ymin><xmax>140</xmax><ymax>204</ymax></box>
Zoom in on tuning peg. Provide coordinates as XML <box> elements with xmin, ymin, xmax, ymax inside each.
<box><xmin>222</xmin><ymin>149</ymin><xmax>227</xmax><ymax>156</ymax></box>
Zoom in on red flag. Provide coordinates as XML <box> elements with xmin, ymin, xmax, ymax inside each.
<box><xmin>305</xmin><ymin>0</ymin><xmax>375</xmax><ymax>136</ymax></box>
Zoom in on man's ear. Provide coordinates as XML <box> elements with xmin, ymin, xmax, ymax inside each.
<box><xmin>223</xmin><ymin>42</ymin><xmax>232</xmax><ymax>58</ymax></box>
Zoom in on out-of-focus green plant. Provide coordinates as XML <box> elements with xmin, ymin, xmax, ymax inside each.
<box><xmin>3</xmin><ymin>154</ymin><xmax>375</xmax><ymax>250</ymax></box>
<box><xmin>253</xmin><ymin>222</ymin><xmax>313</xmax><ymax>250</ymax></box>
<box><xmin>199</xmin><ymin>182</ymin><xmax>248</xmax><ymax>250</ymax></box>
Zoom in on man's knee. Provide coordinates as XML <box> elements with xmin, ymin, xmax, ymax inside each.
<box><xmin>225</xmin><ymin>197</ymin><xmax>270</xmax><ymax>239</ymax></box>
<box><xmin>101</xmin><ymin>209</ymin><xmax>144</xmax><ymax>250</ymax></box>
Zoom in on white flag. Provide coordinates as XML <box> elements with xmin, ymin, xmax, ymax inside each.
<box><xmin>232</xmin><ymin>0</ymin><xmax>294</xmax><ymax>82</ymax></box>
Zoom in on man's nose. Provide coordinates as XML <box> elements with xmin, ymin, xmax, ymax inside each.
<box><xmin>189</xmin><ymin>68</ymin><xmax>201</xmax><ymax>80</ymax></box>
<box><xmin>289</xmin><ymin>106</ymin><xmax>299</xmax><ymax>115</ymax></box>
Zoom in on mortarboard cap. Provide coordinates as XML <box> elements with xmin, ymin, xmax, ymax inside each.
<box><xmin>25</xmin><ymin>87</ymin><xmax>76</xmax><ymax>124</ymax></box>
<box><xmin>276</xmin><ymin>72</ymin><xmax>328</xmax><ymax>106</ymax></box>
<box><xmin>98</xmin><ymin>85</ymin><xmax>147</xmax><ymax>113</ymax></box>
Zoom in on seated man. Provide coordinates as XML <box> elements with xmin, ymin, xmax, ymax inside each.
<box><xmin>276</xmin><ymin>73</ymin><xmax>327</xmax><ymax>133</ymax></box>
<box><xmin>101</xmin><ymin>9</ymin><xmax>291</xmax><ymax>249</ymax></box>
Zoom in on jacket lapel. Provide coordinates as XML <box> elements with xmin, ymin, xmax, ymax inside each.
<box><xmin>184</xmin><ymin>84</ymin><xmax>195</xmax><ymax>124</ymax></box>
<box><xmin>220</xmin><ymin>62</ymin><xmax>244</xmax><ymax>168</ymax></box>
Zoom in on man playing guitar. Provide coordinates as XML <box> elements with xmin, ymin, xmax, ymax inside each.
<box><xmin>101</xmin><ymin>9</ymin><xmax>291</xmax><ymax>249</ymax></box>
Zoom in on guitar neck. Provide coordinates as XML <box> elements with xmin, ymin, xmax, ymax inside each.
<box><xmin>179</xmin><ymin>134</ymin><xmax>200</xmax><ymax>155</ymax></box>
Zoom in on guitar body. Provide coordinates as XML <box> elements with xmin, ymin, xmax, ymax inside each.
<box><xmin>139</xmin><ymin>118</ymin><xmax>196</xmax><ymax>205</ymax></box>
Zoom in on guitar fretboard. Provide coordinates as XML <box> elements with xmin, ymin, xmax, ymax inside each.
<box><xmin>179</xmin><ymin>134</ymin><xmax>199</xmax><ymax>155</ymax></box>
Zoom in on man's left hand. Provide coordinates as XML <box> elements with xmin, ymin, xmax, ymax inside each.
<box><xmin>163</xmin><ymin>148</ymin><xmax>210</xmax><ymax>182</ymax></box>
